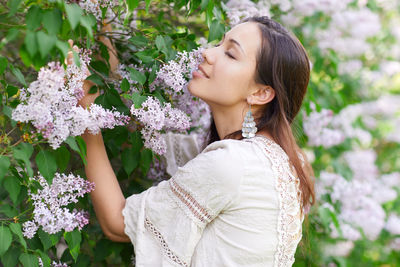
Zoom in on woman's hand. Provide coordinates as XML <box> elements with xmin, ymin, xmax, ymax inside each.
<box><xmin>65</xmin><ymin>39</ymin><xmax>99</xmax><ymax>109</ymax></box>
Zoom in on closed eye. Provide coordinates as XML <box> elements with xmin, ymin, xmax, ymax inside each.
<box><xmin>225</xmin><ymin>51</ymin><xmax>235</xmax><ymax>59</ymax></box>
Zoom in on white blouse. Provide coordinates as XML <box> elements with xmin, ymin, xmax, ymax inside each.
<box><xmin>122</xmin><ymin>133</ymin><xmax>304</xmax><ymax>266</ymax></box>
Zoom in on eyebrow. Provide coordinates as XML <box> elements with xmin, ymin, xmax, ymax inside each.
<box><xmin>222</xmin><ymin>33</ymin><xmax>245</xmax><ymax>55</ymax></box>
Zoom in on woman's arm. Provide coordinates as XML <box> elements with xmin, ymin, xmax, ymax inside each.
<box><xmin>67</xmin><ymin>25</ymin><xmax>130</xmax><ymax>242</ymax></box>
<box><xmin>81</xmin><ymin>131</ymin><xmax>130</xmax><ymax>242</ymax></box>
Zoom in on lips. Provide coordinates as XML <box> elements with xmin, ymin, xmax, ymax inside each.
<box><xmin>197</xmin><ymin>65</ymin><xmax>210</xmax><ymax>78</ymax></box>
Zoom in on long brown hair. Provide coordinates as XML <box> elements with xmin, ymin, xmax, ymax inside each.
<box><xmin>207</xmin><ymin>16</ymin><xmax>315</xmax><ymax>217</ymax></box>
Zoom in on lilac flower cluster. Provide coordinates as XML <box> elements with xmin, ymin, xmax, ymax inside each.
<box><xmin>12</xmin><ymin>49</ymin><xmax>130</xmax><ymax>149</ymax></box>
<box><xmin>152</xmin><ymin>48</ymin><xmax>211</xmax><ymax>145</ymax></box>
<box><xmin>316</xmin><ymin>149</ymin><xmax>400</xmax><ymax>243</ymax></box>
<box><xmin>131</xmin><ymin>97</ymin><xmax>190</xmax><ymax>154</ymax></box>
<box><xmin>303</xmin><ymin>95</ymin><xmax>400</xmax><ymax>148</ymax></box>
<box><xmin>22</xmin><ymin>173</ymin><xmax>95</xmax><ymax>238</ymax></box>
<box><xmin>302</xmin><ymin>105</ymin><xmax>345</xmax><ymax>148</ymax></box>
<box><xmin>76</xmin><ymin>0</ymin><xmax>119</xmax><ymax>21</ymax></box>
<box><xmin>39</xmin><ymin>258</ymin><xmax>69</xmax><ymax>267</ymax></box>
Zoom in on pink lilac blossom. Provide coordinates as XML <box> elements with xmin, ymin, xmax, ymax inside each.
<box><xmin>323</xmin><ymin>240</ymin><xmax>355</xmax><ymax>257</ymax></box>
<box><xmin>51</xmin><ymin>262</ymin><xmax>69</xmax><ymax>267</ymax></box>
<box><xmin>302</xmin><ymin>105</ymin><xmax>345</xmax><ymax>148</ymax></box>
<box><xmin>389</xmin><ymin>238</ymin><xmax>400</xmax><ymax>251</ymax></box>
<box><xmin>22</xmin><ymin>173</ymin><xmax>95</xmax><ymax>238</ymax></box>
<box><xmin>12</xmin><ymin>49</ymin><xmax>130</xmax><ymax>149</ymax></box>
<box><xmin>303</xmin><ymin>95</ymin><xmax>400</xmax><ymax>148</ymax></box>
<box><xmin>225</xmin><ymin>0</ymin><xmax>271</xmax><ymax>26</ymax></box>
<box><xmin>385</xmin><ymin>213</ymin><xmax>400</xmax><ymax>235</ymax></box>
<box><xmin>76</xmin><ymin>0</ymin><xmax>119</xmax><ymax>21</ymax></box>
<box><xmin>315</xmin><ymin>8</ymin><xmax>381</xmax><ymax>57</ymax></box>
<box><xmin>130</xmin><ymin>97</ymin><xmax>190</xmax><ymax>155</ymax></box>
<box><xmin>317</xmin><ymin>165</ymin><xmax>398</xmax><ymax>242</ymax></box>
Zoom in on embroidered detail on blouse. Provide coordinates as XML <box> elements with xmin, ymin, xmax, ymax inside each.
<box><xmin>246</xmin><ymin>135</ymin><xmax>304</xmax><ymax>267</ymax></box>
<box><xmin>169</xmin><ymin>178</ymin><xmax>213</xmax><ymax>224</ymax></box>
<box><xmin>144</xmin><ymin>216</ymin><xmax>189</xmax><ymax>267</ymax></box>
<box><xmin>173</xmin><ymin>134</ymin><xmax>184</xmax><ymax>167</ymax></box>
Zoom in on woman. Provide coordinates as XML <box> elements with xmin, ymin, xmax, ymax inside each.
<box><xmin>77</xmin><ymin>16</ymin><xmax>315</xmax><ymax>266</ymax></box>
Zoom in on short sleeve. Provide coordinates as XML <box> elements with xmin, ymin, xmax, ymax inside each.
<box><xmin>122</xmin><ymin>140</ymin><xmax>245</xmax><ymax>266</ymax></box>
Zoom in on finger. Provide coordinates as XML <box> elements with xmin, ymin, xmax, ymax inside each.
<box><xmin>73</xmin><ymin>45</ymin><xmax>79</xmax><ymax>53</ymax></box>
<box><xmin>68</xmin><ymin>39</ymin><xmax>74</xmax><ymax>48</ymax></box>
<box><xmin>66</xmin><ymin>51</ymin><xmax>73</xmax><ymax>65</ymax></box>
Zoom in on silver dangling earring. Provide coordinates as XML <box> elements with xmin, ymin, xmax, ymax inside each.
<box><xmin>242</xmin><ymin>103</ymin><xmax>257</xmax><ymax>138</ymax></box>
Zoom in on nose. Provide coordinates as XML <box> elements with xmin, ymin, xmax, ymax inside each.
<box><xmin>201</xmin><ymin>47</ymin><xmax>215</xmax><ymax>65</ymax></box>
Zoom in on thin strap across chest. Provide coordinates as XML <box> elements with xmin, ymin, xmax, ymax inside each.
<box><xmin>244</xmin><ymin>135</ymin><xmax>304</xmax><ymax>267</ymax></box>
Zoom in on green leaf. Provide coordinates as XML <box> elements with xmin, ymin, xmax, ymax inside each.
<box><xmin>24</xmin><ymin>31</ymin><xmax>37</xmax><ymax>57</ymax></box>
<box><xmin>9</xmin><ymin>65</ymin><xmax>26</xmax><ymax>87</ymax></box>
<box><xmin>127</xmin><ymin>0</ymin><xmax>139</xmax><ymax>12</ymax></box>
<box><xmin>0</xmin><ymin>56</ymin><xmax>8</xmax><ymax>75</ymax></box>
<box><xmin>134</xmin><ymin>51</ymin><xmax>153</xmax><ymax>63</ymax></box>
<box><xmin>13</xmin><ymin>143</ymin><xmax>34</xmax><ymax>176</ymax></box>
<box><xmin>122</xmin><ymin>148</ymin><xmax>139</xmax><ymax>175</ymax></box>
<box><xmin>0</xmin><ymin>225</ymin><xmax>12</xmax><ymax>256</ymax></box>
<box><xmin>208</xmin><ymin>19</ymin><xmax>225</xmax><ymax>42</ymax></box>
<box><xmin>19</xmin><ymin>253</ymin><xmax>39</xmax><ymax>267</ymax></box>
<box><xmin>1</xmin><ymin>246</ymin><xmax>20</xmax><ymax>267</ymax></box>
<box><xmin>4</xmin><ymin>176</ymin><xmax>21</xmax><ymax>205</ymax></box>
<box><xmin>65</xmin><ymin>4</ymin><xmax>83</xmax><ymax>30</ymax></box>
<box><xmin>7</xmin><ymin>85</ymin><xmax>19</xmax><ymax>97</ymax></box>
<box><xmin>53</xmin><ymin>146</ymin><xmax>70</xmax><ymax>173</ymax></box>
<box><xmin>129</xmin><ymin>68</ymin><xmax>146</xmax><ymax>85</ymax></box>
<box><xmin>42</xmin><ymin>9</ymin><xmax>62</xmax><ymax>35</ymax></box>
<box><xmin>64</xmin><ymin>229</ymin><xmax>81</xmax><ymax>261</ymax></box>
<box><xmin>36</xmin><ymin>31</ymin><xmax>56</xmax><ymax>59</ymax></box>
<box><xmin>121</xmin><ymin>78</ymin><xmax>130</xmax><ymax>92</ymax></box>
<box><xmin>86</xmin><ymin>74</ymin><xmax>104</xmax><ymax>86</ymax></box>
<box><xmin>140</xmin><ymin>149</ymin><xmax>153</xmax><ymax>176</ymax></box>
<box><xmin>65</xmin><ymin>136</ymin><xmax>87</xmax><ymax>165</ymax></box>
<box><xmin>0</xmin><ymin>205</ymin><xmax>18</xmax><ymax>217</ymax></box>
<box><xmin>145</xmin><ymin>0</ymin><xmax>151</xmax><ymax>13</ymax></box>
<box><xmin>26</xmin><ymin>5</ymin><xmax>43</xmax><ymax>31</ymax></box>
<box><xmin>36</xmin><ymin>250</ymin><xmax>51</xmax><ymax>267</ymax></box>
<box><xmin>155</xmin><ymin>35</ymin><xmax>166</xmax><ymax>52</ymax></box>
<box><xmin>55</xmin><ymin>40</ymin><xmax>69</xmax><ymax>61</ymax></box>
<box><xmin>90</xmin><ymin>60</ymin><xmax>109</xmax><ymax>77</ymax></box>
<box><xmin>80</xmin><ymin>15</ymin><xmax>95</xmax><ymax>39</ymax></box>
<box><xmin>129</xmin><ymin>35</ymin><xmax>148</xmax><ymax>47</ymax></box>
<box><xmin>8</xmin><ymin>0</ymin><xmax>23</xmax><ymax>17</ymax></box>
<box><xmin>9</xmin><ymin>223</ymin><xmax>27</xmax><ymax>250</ymax></box>
<box><xmin>0</xmin><ymin>155</ymin><xmax>10</xmax><ymax>182</ymax></box>
<box><xmin>35</xmin><ymin>150</ymin><xmax>57</xmax><ymax>183</ymax></box>
<box><xmin>89</xmin><ymin>85</ymin><xmax>98</xmax><ymax>94</ymax></box>
<box><xmin>131</xmin><ymin>92</ymin><xmax>147</xmax><ymax>109</ymax></box>
<box><xmin>38</xmin><ymin>229</ymin><xmax>59</xmax><ymax>251</ymax></box>
<box><xmin>76</xmin><ymin>136</ymin><xmax>87</xmax><ymax>160</ymax></box>
<box><xmin>99</xmin><ymin>42</ymin><xmax>110</xmax><ymax>63</ymax></box>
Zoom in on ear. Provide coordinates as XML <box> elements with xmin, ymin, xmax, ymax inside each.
<box><xmin>247</xmin><ymin>85</ymin><xmax>275</xmax><ymax>105</ymax></box>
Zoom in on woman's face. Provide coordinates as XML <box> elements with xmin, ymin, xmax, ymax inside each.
<box><xmin>188</xmin><ymin>22</ymin><xmax>262</xmax><ymax>108</ymax></box>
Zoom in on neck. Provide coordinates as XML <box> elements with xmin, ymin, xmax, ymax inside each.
<box><xmin>210</xmin><ymin>105</ymin><xmax>247</xmax><ymax>140</ymax></box>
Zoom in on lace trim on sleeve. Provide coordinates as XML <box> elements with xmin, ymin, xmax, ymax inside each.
<box><xmin>168</xmin><ymin>177</ymin><xmax>214</xmax><ymax>225</ymax></box>
<box><xmin>248</xmin><ymin>136</ymin><xmax>304</xmax><ymax>267</ymax></box>
<box><xmin>144</xmin><ymin>216</ymin><xmax>189</xmax><ymax>267</ymax></box>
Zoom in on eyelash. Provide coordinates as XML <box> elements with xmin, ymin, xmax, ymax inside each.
<box><xmin>214</xmin><ymin>43</ymin><xmax>235</xmax><ymax>59</ymax></box>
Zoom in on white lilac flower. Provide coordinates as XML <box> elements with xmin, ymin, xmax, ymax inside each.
<box><xmin>22</xmin><ymin>173</ymin><xmax>94</xmax><ymax>238</ymax></box>
<box><xmin>12</xmin><ymin>49</ymin><xmax>130</xmax><ymax>149</ymax></box>
<box><xmin>225</xmin><ymin>0</ymin><xmax>271</xmax><ymax>26</ymax></box>
<box><xmin>385</xmin><ymin>213</ymin><xmax>400</xmax><ymax>235</ymax></box>
<box><xmin>130</xmin><ymin>97</ymin><xmax>191</xmax><ymax>155</ymax></box>
<box><xmin>51</xmin><ymin>261</ymin><xmax>69</xmax><ymax>267</ymax></box>
<box><xmin>77</xmin><ymin>0</ymin><xmax>119</xmax><ymax>21</ymax></box>
<box><xmin>302</xmin><ymin>107</ymin><xmax>345</xmax><ymax>148</ymax></box>
<box><xmin>315</xmin><ymin>8</ymin><xmax>381</xmax><ymax>57</ymax></box>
